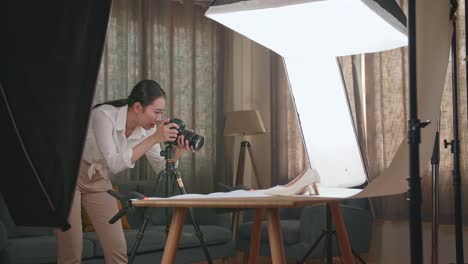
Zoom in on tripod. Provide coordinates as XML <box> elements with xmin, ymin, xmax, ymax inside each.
<box><xmin>111</xmin><ymin>143</ymin><xmax>213</xmax><ymax>264</ymax></box>
<box><xmin>298</xmin><ymin>204</ymin><xmax>366</xmax><ymax>264</ymax></box>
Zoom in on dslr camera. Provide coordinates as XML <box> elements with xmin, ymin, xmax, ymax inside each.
<box><xmin>166</xmin><ymin>118</ymin><xmax>204</xmax><ymax>151</ymax></box>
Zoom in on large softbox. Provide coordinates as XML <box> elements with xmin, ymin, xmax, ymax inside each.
<box><xmin>0</xmin><ymin>0</ymin><xmax>112</xmax><ymax>227</ymax></box>
<box><xmin>207</xmin><ymin>0</ymin><xmax>408</xmax><ymax>189</ymax></box>
<box><xmin>206</xmin><ymin>0</ymin><xmax>451</xmax><ymax>198</ymax></box>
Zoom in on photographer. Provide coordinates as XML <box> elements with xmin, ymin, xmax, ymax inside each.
<box><xmin>54</xmin><ymin>80</ymin><xmax>194</xmax><ymax>264</ymax></box>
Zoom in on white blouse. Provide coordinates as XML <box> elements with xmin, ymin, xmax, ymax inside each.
<box><xmin>81</xmin><ymin>104</ymin><xmax>164</xmax><ymax>179</ymax></box>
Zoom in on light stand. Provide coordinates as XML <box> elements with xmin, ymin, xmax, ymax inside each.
<box><xmin>444</xmin><ymin>2</ymin><xmax>464</xmax><ymax>262</ymax></box>
<box><xmin>407</xmin><ymin>0</ymin><xmax>429</xmax><ymax>263</ymax></box>
<box><xmin>431</xmin><ymin>128</ymin><xmax>440</xmax><ymax>264</ymax></box>
<box><xmin>298</xmin><ymin>204</ymin><xmax>366</xmax><ymax>264</ymax></box>
<box><xmin>109</xmin><ymin>144</ymin><xmax>213</xmax><ymax>264</ymax></box>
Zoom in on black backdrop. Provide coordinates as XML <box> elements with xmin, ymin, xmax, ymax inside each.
<box><xmin>0</xmin><ymin>0</ymin><xmax>112</xmax><ymax>227</ymax></box>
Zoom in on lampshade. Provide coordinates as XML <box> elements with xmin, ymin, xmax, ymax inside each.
<box><xmin>224</xmin><ymin>110</ymin><xmax>266</xmax><ymax>136</ymax></box>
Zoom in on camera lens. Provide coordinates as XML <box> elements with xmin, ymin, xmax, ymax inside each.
<box><xmin>179</xmin><ymin>130</ymin><xmax>204</xmax><ymax>151</ymax></box>
<box><xmin>166</xmin><ymin>118</ymin><xmax>204</xmax><ymax>151</ymax></box>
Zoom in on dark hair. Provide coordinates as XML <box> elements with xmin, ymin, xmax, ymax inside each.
<box><xmin>93</xmin><ymin>80</ymin><xmax>166</xmax><ymax>109</ymax></box>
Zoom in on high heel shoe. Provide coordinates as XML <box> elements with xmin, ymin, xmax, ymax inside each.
<box><xmin>264</xmin><ymin>167</ymin><xmax>320</xmax><ymax>196</ymax></box>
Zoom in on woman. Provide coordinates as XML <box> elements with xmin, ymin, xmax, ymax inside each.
<box><xmin>55</xmin><ymin>80</ymin><xmax>193</xmax><ymax>264</ymax></box>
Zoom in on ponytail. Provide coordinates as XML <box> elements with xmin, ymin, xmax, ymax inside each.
<box><xmin>93</xmin><ymin>80</ymin><xmax>166</xmax><ymax>109</ymax></box>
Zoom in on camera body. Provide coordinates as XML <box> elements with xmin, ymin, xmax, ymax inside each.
<box><xmin>166</xmin><ymin>118</ymin><xmax>204</xmax><ymax>151</ymax></box>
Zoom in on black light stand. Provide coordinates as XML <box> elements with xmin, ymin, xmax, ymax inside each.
<box><xmin>298</xmin><ymin>204</ymin><xmax>366</xmax><ymax>264</ymax></box>
<box><xmin>444</xmin><ymin>2</ymin><xmax>465</xmax><ymax>262</ymax></box>
<box><xmin>109</xmin><ymin>144</ymin><xmax>213</xmax><ymax>264</ymax></box>
<box><xmin>407</xmin><ymin>0</ymin><xmax>429</xmax><ymax>263</ymax></box>
<box><xmin>431</xmin><ymin>128</ymin><xmax>440</xmax><ymax>264</ymax></box>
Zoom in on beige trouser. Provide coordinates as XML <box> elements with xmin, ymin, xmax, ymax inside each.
<box><xmin>54</xmin><ymin>161</ymin><xmax>128</xmax><ymax>264</ymax></box>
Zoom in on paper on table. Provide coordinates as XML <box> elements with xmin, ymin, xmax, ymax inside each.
<box><xmin>135</xmin><ymin>186</ymin><xmax>362</xmax><ymax>201</ymax></box>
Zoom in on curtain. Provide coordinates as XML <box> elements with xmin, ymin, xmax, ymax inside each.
<box><xmin>221</xmin><ymin>31</ymin><xmax>273</xmax><ymax>189</ymax></box>
<box><xmin>223</xmin><ymin>0</ymin><xmax>468</xmax><ymax>224</ymax></box>
<box><xmin>220</xmin><ymin>29</ymin><xmax>308</xmax><ymax>190</ymax></box>
<box><xmin>93</xmin><ymin>0</ymin><xmax>223</xmax><ymax>194</ymax></box>
<box><xmin>339</xmin><ymin>0</ymin><xmax>468</xmax><ymax>224</ymax></box>
<box><xmin>94</xmin><ymin>0</ymin><xmax>468</xmax><ymax>224</ymax></box>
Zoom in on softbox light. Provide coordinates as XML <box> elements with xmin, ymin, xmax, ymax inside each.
<box><xmin>206</xmin><ymin>0</ymin><xmax>407</xmax><ymax>189</ymax></box>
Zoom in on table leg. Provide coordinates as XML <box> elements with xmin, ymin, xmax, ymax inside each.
<box><xmin>328</xmin><ymin>201</ymin><xmax>355</xmax><ymax>264</ymax></box>
<box><xmin>266</xmin><ymin>208</ymin><xmax>286</xmax><ymax>264</ymax></box>
<box><xmin>161</xmin><ymin>207</ymin><xmax>187</xmax><ymax>263</ymax></box>
<box><xmin>248</xmin><ymin>208</ymin><xmax>263</xmax><ymax>264</ymax></box>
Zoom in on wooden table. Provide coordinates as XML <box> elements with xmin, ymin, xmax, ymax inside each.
<box><xmin>132</xmin><ymin>196</ymin><xmax>355</xmax><ymax>264</ymax></box>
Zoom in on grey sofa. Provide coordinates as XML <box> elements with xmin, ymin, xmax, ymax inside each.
<box><xmin>0</xmin><ymin>181</ymin><xmax>235</xmax><ymax>264</ymax></box>
<box><xmin>236</xmin><ymin>198</ymin><xmax>373</xmax><ymax>262</ymax></box>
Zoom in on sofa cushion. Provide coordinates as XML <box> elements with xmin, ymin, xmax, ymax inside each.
<box><xmin>149</xmin><ymin>225</ymin><xmax>232</xmax><ymax>249</ymax></box>
<box><xmin>9</xmin><ymin>226</ymin><xmax>53</xmax><ymax>238</ymax></box>
<box><xmin>7</xmin><ymin>235</ymin><xmax>94</xmax><ymax>264</ymax></box>
<box><xmin>237</xmin><ymin>219</ymin><xmax>300</xmax><ymax>245</ymax></box>
<box><xmin>83</xmin><ymin>229</ymin><xmax>166</xmax><ymax>257</ymax></box>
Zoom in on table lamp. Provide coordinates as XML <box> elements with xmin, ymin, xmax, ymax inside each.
<box><xmin>224</xmin><ymin>110</ymin><xmax>266</xmax><ymax>188</ymax></box>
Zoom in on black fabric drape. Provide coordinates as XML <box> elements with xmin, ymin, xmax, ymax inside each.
<box><xmin>0</xmin><ymin>0</ymin><xmax>112</xmax><ymax>227</ymax></box>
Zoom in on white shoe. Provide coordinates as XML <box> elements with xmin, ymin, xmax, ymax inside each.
<box><xmin>264</xmin><ymin>167</ymin><xmax>319</xmax><ymax>196</ymax></box>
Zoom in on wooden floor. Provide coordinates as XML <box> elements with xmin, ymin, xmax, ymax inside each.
<box><xmin>192</xmin><ymin>253</ymin><xmax>345</xmax><ymax>264</ymax></box>
<box><xmin>193</xmin><ymin>219</ymin><xmax>468</xmax><ymax>264</ymax></box>
<box><xmin>193</xmin><ymin>251</ymin><xmax>369</xmax><ymax>264</ymax></box>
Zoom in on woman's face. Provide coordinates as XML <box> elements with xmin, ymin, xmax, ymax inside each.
<box><xmin>138</xmin><ymin>97</ymin><xmax>166</xmax><ymax>130</ymax></box>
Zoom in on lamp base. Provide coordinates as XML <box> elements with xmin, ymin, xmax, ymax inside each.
<box><xmin>234</xmin><ymin>140</ymin><xmax>263</xmax><ymax>188</ymax></box>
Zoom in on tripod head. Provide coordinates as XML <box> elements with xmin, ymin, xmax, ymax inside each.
<box><xmin>160</xmin><ymin>143</ymin><xmax>177</xmax><ymax>171</ymax></box>
<box><xmin>160</xmin><ymin>143</ymin><xmax>176</xmax><ymax>160</ymax></box>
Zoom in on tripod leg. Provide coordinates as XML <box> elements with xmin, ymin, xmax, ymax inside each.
<box><xmin>320</xmin><ymin>234</ymin><xmax>329</xmax><ymax>264</ymax></box>
<box><xmin>231</xmin><ymin>210</ymin><xmax>240</xmax><ymax>240</ymax></box>
<box><xmin>326</xmin><ymin>206</ymin><xmax>333</xmax><ymax>263</ymax></box>
<box><xmin>352</xmin><ymin>249</ymin><xmax>366</xmax><ymax>264</ymax></box>
<box><xmin>172</xmin><ymin>169</ymin><xmax>213</xmax><ymax>264</ymax></box>
<box><xmin>299</xmin><ymin>231</ymin><xmax>327</xmax><ymax>263</ymax></box>
<box><xmin>232</xmin><ymin>144</ymin><xmax>247</xmax><ymax>242</ymax></box>
<box><xmin>246</xmin><ymin>143</ymin><xmax>263</xmax><ymax>189</ymax></box>
<box><xmin>128</xmin><ymin>216</ymin><xmax>150</xmax><ymax>264</ymax></box>
<box><xmin>186</xmin><ymin>208</ymin><xmax>213</xmax><ymax>264</ymax></box>
<box><xmin>165</xmin><ymin>172</ymin><xmax>174</xmax><ymax>237</ymax></box>
<box><xmin>236</xmin><ymin>141</ymin><xmax>247</xmax><ymax>185</ymax></box>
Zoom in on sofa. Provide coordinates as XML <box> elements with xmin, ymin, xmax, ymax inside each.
<box><xmin>0</xmin><ymin>181</ymin><xmax>235</xmax><ymax>264</ymax></box>
<box><xmin>236</xmin><ymin>198</ymin><xmax>373</xmax><ymax>262</ymax></box>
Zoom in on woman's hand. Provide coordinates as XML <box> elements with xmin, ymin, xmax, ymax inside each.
<box><xmin>175</xmin><ymin>133</ymin><xmax>196</xmax><ymax>152</ymax></box>
<box><xmin>152</xmin><ymin>118</ymin><xmax>179</xmax><ymax>144</ymax></box>
<box><xmin>173</xmin><ymin>129</ymin><xmax>196</xmax><ymax>162</ymax></box>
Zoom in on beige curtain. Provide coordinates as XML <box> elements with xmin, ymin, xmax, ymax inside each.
<box><xmin>93</xmin><ymin>0</ymin><xmax>223</xmax><ymax>194</ymax></box>
<box><xmin>95</xmin><ymin>0</ymin><xmax>468</xmax><ymax>224</ymax></box>
<box><xmin>221</xmin><ymin>29</ymin><xmax>308</xmax><ymax>189</ymax></box>
<box><xmin>339</xmin><ymin>0</ymin><xmax>468</xmax><ymax>223</ymax></box>
<box><xmin>223</xmin><ymin>0</ymin><xmax>468</xmax><ymax>224</ymax></box>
